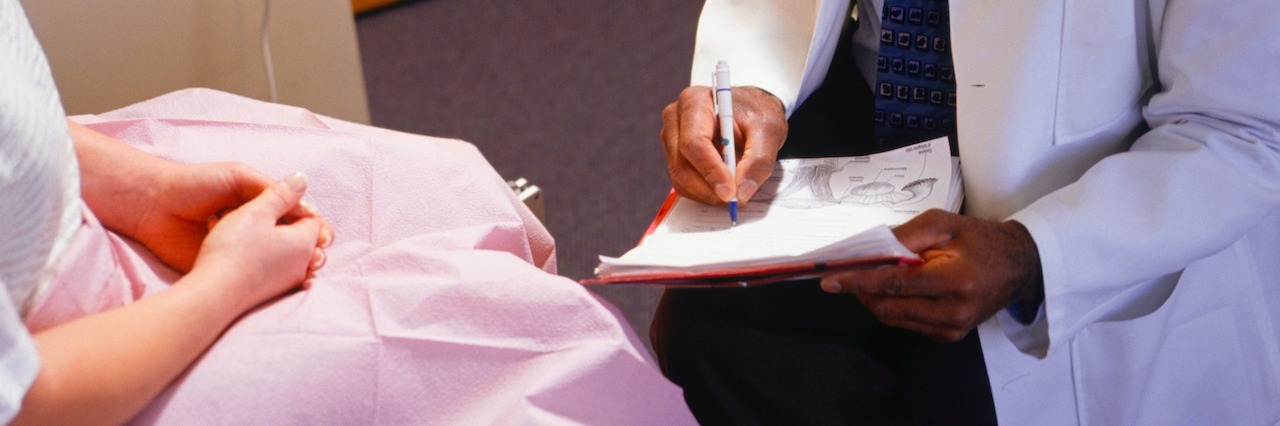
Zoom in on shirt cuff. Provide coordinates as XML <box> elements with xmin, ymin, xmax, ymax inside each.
<box><xmin>1006</xmin><ymin>290</ymin><xmax>1045</xmax><ymax>325</ymax></box>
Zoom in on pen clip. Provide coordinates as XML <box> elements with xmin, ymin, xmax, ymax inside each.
<box><xmin>711</xmin><ymin>72</ymin><xmax>720</xmax><ymax>115</ymax></box>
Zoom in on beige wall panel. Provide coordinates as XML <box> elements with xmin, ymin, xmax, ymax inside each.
<box><xmin>20</xmin><ymin>0</ymin><xmax>370</xmax><ymax>124</ymax></box>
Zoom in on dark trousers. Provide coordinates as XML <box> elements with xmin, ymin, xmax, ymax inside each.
<box><xmin>652</xmin><ymin>282</ymin><xmax>996</xmax><ymax>425</ymax></box>
<box><xmin>649</xmin><ymin>15</ymin><xmax>996</xmax><ymax>426</ymax></box>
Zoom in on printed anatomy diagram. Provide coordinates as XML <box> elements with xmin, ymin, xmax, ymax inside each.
<box><xmin>753</xmin><ymin>157</ymin><xmax>937</xmax><ymax>209</ymax></box>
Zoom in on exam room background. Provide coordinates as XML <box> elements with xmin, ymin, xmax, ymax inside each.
<box><xmin>357</xmin><ymin>0</ymin><xmax>705</xmax><ymax>347</ymax></box>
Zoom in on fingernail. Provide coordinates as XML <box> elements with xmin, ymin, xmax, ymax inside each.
<box><xmin>311</xmin><ymin>249</ymin><xmax>327</xmax><ymax>270</ymax></box>
<box><xmin>284</xmin><ymin>172</ymin><xmax>308</xmax><ymax>193</ymax></box>
<box><xmin>320</xmin><ymin>230</ymin><xmax>334</xmax><ymax>248</ymax></box>
<box><xmin>714</xmin><ymin>183</ymin><xmax>732</xmax><ymax>202</ymax></box>
<box><xmin>820</xmin><ymin>279</ymin><xmax>841</xmax><ymax>293</ymax></box>
<box><xmin>738</xmin><ymin>179</ymin><xmax>759</xmax><ymax>201</ymax></box>
<box><xmin>300</xmin><ymin>200</ymin><xmax>319</xmax><ymax>215</ymax></box>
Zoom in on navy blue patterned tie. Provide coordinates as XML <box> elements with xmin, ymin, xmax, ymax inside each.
<box><xmin>874</xmin><ymin>0</ymin><xmax>956</xmax><ymax>147</ymax></box>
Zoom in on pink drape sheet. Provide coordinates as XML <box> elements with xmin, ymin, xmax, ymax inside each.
<box><xmin>24</xmin><ymin>88</ymin><xmax>694</xmax><ymax>424</ymax></box>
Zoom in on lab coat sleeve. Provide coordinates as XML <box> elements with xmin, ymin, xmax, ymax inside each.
<box><xmin>1005</xmin><ymin>0</ymin><xmax>1280</xmax><ymax>357</ymax></box>
<box><xmin>689</xmin><ymin>0</ymin><xmax>849</xmax><ymax>116</ymax></box>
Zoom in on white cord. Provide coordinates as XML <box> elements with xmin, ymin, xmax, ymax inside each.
<box><xmin>261</xmin><ymin>0</ymin><xmax>278</xmax><ymax>103</ymax></box>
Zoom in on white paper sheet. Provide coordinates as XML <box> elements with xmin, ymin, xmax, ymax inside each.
<box><xmin>597</xmin><ymin>137</ymin><xmax>957</xmax><ymax>275</ymax></box>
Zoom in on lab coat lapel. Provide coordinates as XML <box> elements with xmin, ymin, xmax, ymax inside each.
<box><xmin>949</xmin><ymin>0</ymin><xmax>1066</xmax><ymax>219</ymax></box>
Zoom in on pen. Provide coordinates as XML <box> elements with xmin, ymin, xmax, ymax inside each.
<box><xmin>712</xmin><ymin>60</ymin><xmax>738</xmax><ymax>225</ymax></box>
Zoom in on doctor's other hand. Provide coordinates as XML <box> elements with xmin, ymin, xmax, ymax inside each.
<box><xmin>189</xmin><ymin>173</ymin><xmax>326</xmax><ymax>313</ymax></box>
<box><xmin>659</xmin><ymin>85</ymin><xmax>787</xmax><ymax>206</ymax></box>
<box><xmin>818</xmin><ymin>210</ymin><xmax>1044</xmax><ymax>342</ymax></box>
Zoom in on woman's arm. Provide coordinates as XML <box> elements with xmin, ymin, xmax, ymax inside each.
<box><xmin>13</xmin><ymin>174</ymin><xmax>324</xmax><ymax>425</ymax></box>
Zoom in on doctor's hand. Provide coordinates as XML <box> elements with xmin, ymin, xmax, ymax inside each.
<box><xmin>659</xmin><ymin>85</ymin><xmax>787</xmax><ymax>205</ymax></box>
<box><xmin>818</xmin><ymin>210</ymin><xmax>1044</xmax><ymax>342</ymax></box>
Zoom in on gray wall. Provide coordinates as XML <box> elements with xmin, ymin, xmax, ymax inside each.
<box><xmin>356</xmin><ymin>0</ymin><xmax>706</xmax><ymax>347</ymax></box>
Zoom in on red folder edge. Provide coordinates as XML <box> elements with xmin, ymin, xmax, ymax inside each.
<box><xmin>636</xmin><ymin>189</ymin><xmax>681</xmax><ymax>246</ymax></box>
<box><xmin>582</xmin><ymin>255</ymin><xmax>923</xmax><ymax>287</ymax></box>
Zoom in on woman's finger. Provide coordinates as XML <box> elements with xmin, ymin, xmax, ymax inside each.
<box><xmin>245</xmin><ymin>172</ymin><xmax>308</xmax><ymax>222</ymax></box>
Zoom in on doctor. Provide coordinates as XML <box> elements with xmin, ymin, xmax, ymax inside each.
<box><xmin>652</xmin><ymin>0</ymin><xmax>1280</xmax><ymax>424</ymax></box>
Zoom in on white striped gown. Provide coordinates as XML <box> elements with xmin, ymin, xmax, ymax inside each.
<box><xmin>0</xmin><ymin>0</ymin><xmax>81</xmax><ymax>317</ymax></box>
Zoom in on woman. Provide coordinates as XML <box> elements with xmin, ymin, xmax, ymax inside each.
<box><xmin>2</xmin><ymin>1</ymin><xmax>692</xmax><ymax>423</ymax></box>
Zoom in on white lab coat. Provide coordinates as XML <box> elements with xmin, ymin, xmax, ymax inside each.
<box><xmin>691</xmin><ymin>0</ymin><xmax>1280</xmax><ymax>423</ymax></box>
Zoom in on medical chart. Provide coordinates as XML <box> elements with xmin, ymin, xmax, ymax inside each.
<box><xmin>590</xmin><ymin>137</ymin><xmax>960</xmax><ymax>284</ymax></box>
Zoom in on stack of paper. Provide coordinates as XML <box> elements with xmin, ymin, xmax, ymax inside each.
<box><xmin>585</xmin><ymin>137</ymin><xmax>961</xmax><ymax>286</ymax></box>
